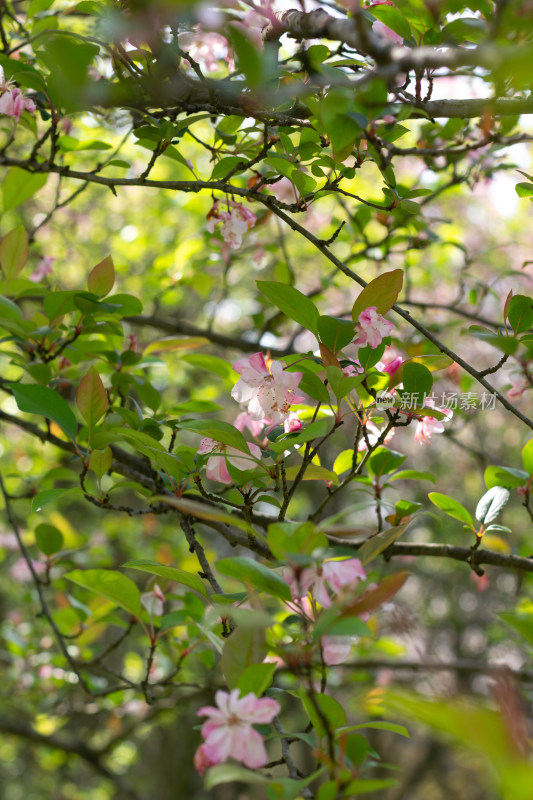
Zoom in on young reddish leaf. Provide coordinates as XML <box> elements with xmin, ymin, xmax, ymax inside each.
<box><xmin>340</xmin><ymin>571</ymin><xmax>409</xmax><ymax>617</ymax></box>
<box><xmin>503</xmin><ymin>289</ymin><xmax>513</xmax><ymax>326</ymax></box>
<box><xmin>87</xmin><ymin>255</ymin><xmax>115</xmax><ymax>296</ymax></box>
<box><xmin>0</xmin><ymin>225</ymin><xmax>29</xmax><ymax>281</ymax></box>
<box><xmin>320</xmin><ymin>342</ymin><xmax>341</xmax><ymax>368</ymax></box>
<box><xmin>352</xmin><ymin>269</ymin><xmax>404</xmax><ymax>321</ymax></box>
<box><xmin>76</xmin><ymin>368</ymin><xmax>108</xmax><ymax>434</ymax></box>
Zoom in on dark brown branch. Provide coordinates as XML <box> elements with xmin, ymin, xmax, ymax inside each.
<box><xmin>126</xmin><ymin>315</ymin><xmax>291</xmax><ymax>356</ymax></box>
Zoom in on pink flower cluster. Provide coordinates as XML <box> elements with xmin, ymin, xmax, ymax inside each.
<box><xmin>194</xmin><ymin>689</ymin><xmax>280</xmax><ymax>774</ymax></box>
<box><xmin>232</xmin><ymin>352</ymin><xmax>304</xmax><ymax>433</ymax></box>
<box><xmin>178</xmin><ymin>27</ymin><xmax>229</xmax><ymax>72</ymax></box>
<box><xmin>207</xmin><ymin>200</ymin><xmax>257</xmax><ymax>250</ymax></box>
<box><xmin>198</xmin><ymin>438</ymin><xmax>261</xmax><ymax>485</ymax></box>
<box><xmin>284</xmin><ymin>557</ymin><xmax>366</xmax><ymax>608</ymax></box>
<box><xmin>0</xmin><ymin>67</ymin><xmax>36</xmax><ymax>120</ymax></box>
<box><xmin>413</xmin><ymin>400</ymin><xmax>453</xmax><ymax>445</ymax></box>
<box><xmin>354</xmin><ymin>306</ymin><xmax>395</xmax><ymax>349</ymax></box>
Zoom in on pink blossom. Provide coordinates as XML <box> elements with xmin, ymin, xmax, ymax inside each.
<box><xmin>322</xmin><ymin>635</ymin><xmax>354</xmax><ymax>665</ymax></box>
<box><xmin>29</xmin><ymin>256</ymin><xmax>55</xmax><ymax>283</ymax></box>
<box><xmin>343</xmin><ymin>359</ymin><xmax>364</xmax><ymax>377</ymax></box>
<box><xmin>382</xmin><ymin>356</ymin><xmax>403</xmax><ymax>376</ymax></box>
<box><xmin>0</xmin><ymin>69</ymin><xmax>36</xmax><ymax>120</ymax></box>
<box><xmin>354</xmin><ymin>307</ymin><xmax>395</xmax><ymax>349</ymax></box>
<box><xmin>270</xmin><ymin>177</ymin><xmax>297</xmax><ymax>204</ymax></box>
<box><xmin>413</xmin><ymin>401</ymin><xmax>452</xmax><ymax>445</ymax></box>
<box><xmin>9</xmin><ymin>557</ymin><xmax>46</xmax><ymax>583</ymax></box>
<box><xmin>232</xmin><ymin>353</ymin><xmax>304</xmax><ymax>431</ymax></box>
<box><xmin>198</xmin><ymin>437</ymin><xmax>261</xmax><ymax>484</ymax></box>
<box><xmin>283</xmin><ymin>558</ymin><xmax>366</xmax><ymax>608</ymax></box>
<box><xmin>194</xmin><ymin>689</ymin><xmax>280</xmax><ymax>773</ymax></box>
<box><xmin>508</xmin><ymin>380</ymin><xmax>529</xmax><ymax>399</ymax></box>
<box><xmin>234</xmin><ymin>411</ymin><xmax>267</xmax><ymax>437</ymax></box>
<box><xmin>140</xmin><ymin>584</ymin><xmax>165</xmax><ymax>617</ymax></box>
<box><xmin>357</xmin><ymin>421</ymin><xmax>395</xmax><ymax>452</ymax></box>
<box><xmin>178</xmin><ymin>27</ymin><xmax>229</xmax><ymax>72</ymax></box>
<box><xmin>207</xmin><ymin>201</ymin><xmax>257</xmax><ymax>250</ymax></box>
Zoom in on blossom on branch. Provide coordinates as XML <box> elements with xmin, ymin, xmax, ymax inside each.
<box><xmin>198</xmin><ymin>437</ymin><xmax>261</xmax><ymax>484</ymax></box>
<box><xmin>357</xmin><ymin>421</ymin><xmax>395</xmax><ymax>451</ymax></box>
<box><xmin>322</xmin><ymin>635</ymin><xmax>355</xmax><ymax>665</ymax></box>
<box><xmin>354</xmin><ymin>307</ymin><xmax>395</xmax><ymax>349</ymax></box>
<box><xmin>0</xmin><ymin>67</ymin><xmax>36</xmax><ymax>120</ymax></box>
<box><xmin>29</xmin><ymin>256</ymin><xmax>55</xmax><ymax>283</ymax></box>
<box><xmin>413</xmin><ymin>401</ymin><xmax>453</xmax><ymax>445</ymax></box>
<box><xmin>207</xmin><ymin>200</ymin><xmax>257</xmax><ymax>250</ymax></box>
<box><xmin>194</xmin><ymin>689</ymin><xmax>280</xmax><ymax>774</ymax></box>
<box><xmin>284</xmin><ymin>558</ymin><xmax>366</xmax><ymax>608</ymax></box>
<box><xmin>232</xmin><ymin>353</ymin><xmax>304</xmax><ymax>431</ymax></box>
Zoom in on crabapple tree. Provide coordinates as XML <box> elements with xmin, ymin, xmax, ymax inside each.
<box><xmin>1</xmin><ymin>1</ymin><xmax>533</xmax><ymax>799</ymax></box>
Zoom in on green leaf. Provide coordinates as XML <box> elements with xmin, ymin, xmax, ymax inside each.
<box><xmin>298</xmin><ymin>370</ymin><xmax>331</xmax><ymax>404</ymax></box>
<box><xmin>368</xmin><ymin>448</ymin><xmax>406</xmax><ymax>477</ymax></box>
<box><xmin>318</xmin><ymin>315</ymin><xmax>356</xmax><ymax>353</ymax></box>
<box><xmin>344</xmin><ymin>779</ymin><xmax>399</xmax><ymax>795</ymax></box>
<box><xmin>87</xmin><ymin>255</ymin><xmax>115</xmax><ymax>297</ymax></box>
<box><xmin>389</xmin><ymin>470</ymin><xmax>435</xmax><ymax>483</ymax></box>
<box><xmin>283</xmin><ymin>463</ymin><xmax>340</xmax><ymax>484</ymax></box>
<box><xmin>0</xmin><ymin>226</ymin><xmax>29</xmax><ymax>282</ymax></box>
<box><xmin>508</xmin><ymin>294</ymin><xmax>533</xmax><ymax>334</ymax></box>
<box><xmin>123</xmin><ymin>560</ymin><xmax>208</xmax><ymax>598</ymax></box>
<box><xmin>154</xmin><ymin>496</ymin><xmax>259</xmax><ymax>536</ymax></box>
<box><xmin>178</xmin><ymin>418</ymin><xmax>249</xmax><ymax>453</ymax></box>
<box><xmin>31</xmin><ymin>487</ymin><xmax>83</xmax><ymax>512</ymax></box>
<box><xmin>357</xmin><ymin>522</ymin><xmax>409</xmax><ymax>565</ymax></box>
<box><xmin>267</xmin><ymin>521</ymin><xmax>328</xmax><ymax>559</ymax></box>
<box><xmin>76</xmin><ymin>368</ymin><xmax>108</xmax><ymax>436</ymax></box>
<box><xmin>401</xmin><ymin>362</ymin><xmax>433</xmax><ymax>405</ymax></box>
<box><xmin>523</xmin><ymin>438</ymin><xmax>533</xmax><ymax>474</ymax></box>
<box><xmin>484</xmin><ymin>464</ymin><xmax>527</xmax><ymax>489</ymax></box>
<box><xmin>257</xmin><ymin>280</ymin><xmax>320</xmax><ymax>334</ymax></box>
<box><xmin>387</xmin><ymin>355</ymin><xmax>452</xmax><ymax>389</ymax></box>
<box><xmin>237</xmin><ymin>663</ymin><xmax>276</xmax><ymax>696</ymax></box>
<box><xmin>499</xmin><ymin>610</ymin><xmax>533</xmax><ymax>647</ymax></box>
<box><xmin>216</xmin><ymin>557</ymin><xmax>291</xmax><ymax>601</ymax></box>
<box><xmin>40</xmin><ymin>36</ymin><xmax>99</xmax><ymax>111</ymax></box>
<box><xmin>352</xmin><ymin>269</ymin><xmax>403</xmax><ymax>320</ymax></box>
<box><xmin>327</xmin><ymin>114</ymin><xmax>361</xmax><ymax>162</ymax></box>
<box><xmin>43</xmin><ymin>290</ymin><xmax>78</xmax><ymax>322</ymax></box>
<box><xmin>12</xmin><ymin>383</ymin><xmax>78</xmax><ymax>441</ymax></box>
<box><xmin>205</xmin><ymin>764</ymin><xmax>269</xmax><ymax>790</ymax></box>
<box><xmin>89</xmin><ymin>446</ymin><xmax>112</xmax><ymax>479</ymax></box>
<box><xmin>337</xmin><ymin>721</ymin><xmax>409</xmax><ymax>738</ymax></box>
<box><xmin>227</xmin><ymin>26</ymin><xmax>262</xmax><ymax>87</ymax></box>
<box><xmin>515</xmin><ymin>182</ymin><xmax>533</xmax><ymax>198</ymax></box>
<box><xmin>210</xmin><ymin>156</ymin><xmax>246</xmax><ymax>180</ymax></box>
<box><xmin>34</xmin><ymin>523</ymin><xmax>64</xmax><ymax>556</ymax></box>
<box><xmin>428</xmin><ymin>492</ymin><xmax>473</xmax><ymax>526</ymax></box>
<box><xmin>221</xmin><ymin>626</ymin><xmax>267</xmax><ymax>688</ymax></box>
<box><xmin>65</xmin><ymin>569</ymin><xmax>142</xmax><ymax>617</ymax></box>
<box><xmin>300</xmin><ymin>689</ymin><xmax>346</xmax><ymax>739</ymax></box>
<box><xmin>143</xmin><ymin>336</ymin><xmax>209</xmax><ymax>357</ymax></box>
<box><xmin>269</xmin><ymin>417</ymin><xmax>331</xmax><ymax>454</ymax></box>
<box><xmin>325</xmin><ymin>365</ymin><xmax>362</xmax><ymax>402</ymax></box>
<box><xmin>370</xmin><ymin>4</ymin><xmax>411</xmax><ymax>39</ymax></box>
<box><xmin>0</xmin><ymin>295</ymin><xmax>22</xmax><ymax>319</ymax></box>
<box><xmin>3</xmin><ymin>168</ymin><xmax>47</xmax><ymax>211</ymax></box>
